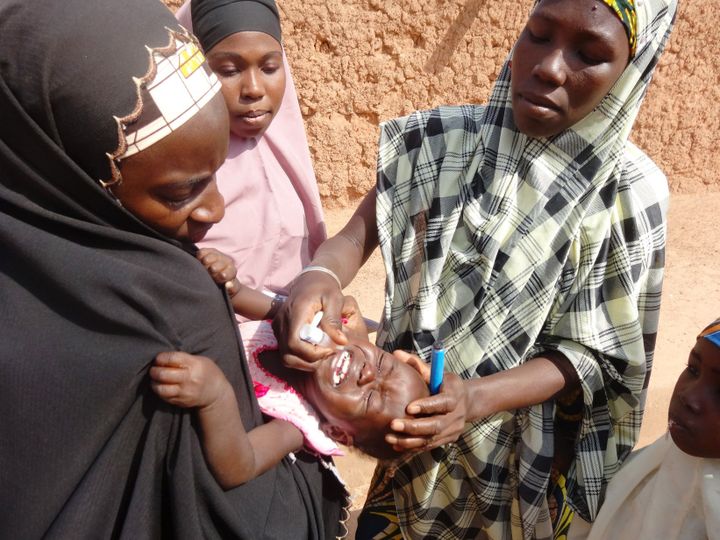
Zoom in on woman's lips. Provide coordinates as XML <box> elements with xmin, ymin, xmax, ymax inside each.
<box><xmin>188</xmin><ymin>223</ymin><xmax>213</xmax><ymax>244</ymax></box>
<box><xmin>236</xmin><ymin>110</ymin><xmax>270</xmax><ymax>125</ymax></box>
<box><xmin>517</xmin><ymin>93</ymin><xmax>561</xmax><ymax>119</ymax></box>
<box><xmin>668</xmin><ymin>413</ymin><xmax>690</xmax><ymax>434</ymax></box>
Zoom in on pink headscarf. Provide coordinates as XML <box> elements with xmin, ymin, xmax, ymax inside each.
<box><xmin>176</xmin><ymin>1</ymin><xmax>326</xmax><ymax>306</ymax></box>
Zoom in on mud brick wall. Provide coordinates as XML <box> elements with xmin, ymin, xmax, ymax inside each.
<box><xmin>165</xmin><ymin>0</ymin><xmax>719</xmax><ymax>206</ymax></box>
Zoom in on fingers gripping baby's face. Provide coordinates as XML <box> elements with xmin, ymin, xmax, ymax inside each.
<box><xmin>392</xmin><ymin>349</ymin><xmax>431</xmax><ymax>383</ymax></box>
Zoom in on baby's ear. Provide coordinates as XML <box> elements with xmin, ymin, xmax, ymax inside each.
<box><xmin>320</xmin><ymin>422</ymin><xmax>354</xmax><ymax>447</ymax></box>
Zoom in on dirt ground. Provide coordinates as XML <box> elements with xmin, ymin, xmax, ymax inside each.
<box><xmin>325</xmin><ymin>191</ymin><xmax>720</xmax><ymax>535</ymax></box>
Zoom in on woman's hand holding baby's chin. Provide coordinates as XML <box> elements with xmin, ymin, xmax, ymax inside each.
<box><xmin>385</xmin><ymin>363</ymin><xmax>469</xmax><ymax>452</ymax></box>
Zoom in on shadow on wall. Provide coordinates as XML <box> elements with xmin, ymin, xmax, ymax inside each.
<box><xmin>425</xmin><ymin>0</ymin><xmax>487</xmax><ymax>75</ymax></box>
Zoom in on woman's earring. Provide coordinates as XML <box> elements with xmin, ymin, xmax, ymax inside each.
<box><xmin>508</xmin><ymin>60</ymin><xmax>512</xmax><ymax>70</ymax></box>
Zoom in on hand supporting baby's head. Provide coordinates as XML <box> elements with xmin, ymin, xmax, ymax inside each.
<box><xmin>299</xmin><ymin>340</ymin><xmax>430</xmax><ymax>460</ymax></box>
<box><xmin>668</xmin><ymin>318</ymin><xmax>720</xmax><ymax>459</ymax></box>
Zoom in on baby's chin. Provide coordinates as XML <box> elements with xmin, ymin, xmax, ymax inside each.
<box><xmin>354</xmin><ymin>432</ymin><xmax>403</xmax><ymax>461</ymax></box>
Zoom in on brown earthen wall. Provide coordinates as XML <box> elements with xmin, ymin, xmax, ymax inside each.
<box><xmin>166</xmin><ymin>0</ymin><xmax>719</xmax><ymax>207</ymax></box>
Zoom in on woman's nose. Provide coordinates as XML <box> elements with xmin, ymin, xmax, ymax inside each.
<box><xmin>191</xmin><ymin>179</ymin><xmax>225</xmax><ymax>224</ymax></box>
<box><xmin>680</xmin><ymin>385</ymin><xmax>703</xmax><ymax>414</ymax></box>
<box><xmin>532</xmin><ymin>49</ymin><xmax>567</xmax><ymax>86</ymax></box>
<box><xmin>240</xmin><ymin>69</ymin><xmax>264</xmax><ymax>100</ymax></box>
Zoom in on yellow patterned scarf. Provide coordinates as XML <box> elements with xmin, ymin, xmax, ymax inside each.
<box><xmin>602</xmin><ymin>0</ymin><xmax>638</xmax><ymax>57</ymax></box>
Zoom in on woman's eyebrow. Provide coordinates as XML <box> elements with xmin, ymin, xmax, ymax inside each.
<box><xmin>209</xmin><ymin>50</ymin><xmax>282</xmax><ymax>62</ymax></box>
<box><xmin>166</xmin><ymin>177</ymin><xmax>208</xmax><ymax>189</ymax></box>
<box><xmin>262</xmin><ymin>51</ymin><xmax>283</xmax><ymax>60</ymax></box>
<box><xmin>533</xmin><ymin>12</ymin><xmax>618</xmax><ymax>44</ymax></box>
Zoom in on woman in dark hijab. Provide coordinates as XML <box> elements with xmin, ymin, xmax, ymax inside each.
<box><xmin>0</xmin><ymin>0</ymin><xmax>344</xmax><ymax>537</ymax></box>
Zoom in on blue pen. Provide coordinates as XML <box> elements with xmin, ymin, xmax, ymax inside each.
<box><xmin>429</xmin><ymin>340</ymin><xmax>445</xmax><ymax>395</ymax></box>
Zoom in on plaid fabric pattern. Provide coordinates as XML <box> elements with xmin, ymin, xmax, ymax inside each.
<box><xmin>367</xmin><ymin>1</ymin><xmax>677</xmax><ymax>539</ymax></box>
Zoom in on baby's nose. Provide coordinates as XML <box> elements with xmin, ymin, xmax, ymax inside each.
<box><xmin>358</xmin><ymin>362</ymin><xmax>376</xmax><ymax>385</ymax></box>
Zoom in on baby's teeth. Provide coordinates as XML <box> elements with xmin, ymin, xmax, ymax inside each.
<box><xmin>340</xmin><ymin>362</ymin><xmax>348</xmax><ymax>382</ymax></box>
<box><xmin>332</xmin><ymin>351</ymin><xmax>351</xmax><ymax>387</ymax></box>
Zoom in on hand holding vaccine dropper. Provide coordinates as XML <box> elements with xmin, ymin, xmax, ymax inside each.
<box><xmin>298</xmin><ymin>311</ymin><xmax>334</xmax><ymax>348</ymax></box>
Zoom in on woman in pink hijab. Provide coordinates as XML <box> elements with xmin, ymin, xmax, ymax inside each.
<box><xmin>176</xmin><ymin>0</ymin><xmax>326</xmax><ymax>324</ymax></box>
<box><xmin>175</xmin><ymin>1</ymin><xmax>349</xmax><ymax>527</ymax></box>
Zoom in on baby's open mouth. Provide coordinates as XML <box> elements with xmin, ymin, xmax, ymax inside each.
<box><xmin>331</xmin><ymin>350</ymin><xmax>351</xmax><ymax>387</ymax></box>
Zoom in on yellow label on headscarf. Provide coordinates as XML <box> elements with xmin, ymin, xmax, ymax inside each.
<box><xmin>179</xmin><ymin>43</ymin><xmax>205</xmax><ymax>78</ymax></box>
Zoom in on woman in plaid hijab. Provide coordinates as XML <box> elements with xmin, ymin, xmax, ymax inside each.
<box><xmin>275</xmin><ymin>0</ymin><xmax>677</xmax><ymax>538</ymax></box>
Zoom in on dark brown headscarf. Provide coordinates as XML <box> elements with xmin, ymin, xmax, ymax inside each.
<box><xmin>191</xmin><ymin>0</ymin><xmax>282</xmax><ymax>51</ymax></box>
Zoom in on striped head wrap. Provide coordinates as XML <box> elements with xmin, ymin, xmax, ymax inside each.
<box><xmin>700</xmin><ymin>319</ymin><xmax>720</xmax><ymax>348</ymax></box>
<box><xmin>602</xmin><ymin>0</ymin><xmax>638</xmax><ymax>57</ymax></box>
<box><xmin>104</xmin><ymin>30</ymin><xmax>222</xmax><ymax>188</ymax></box>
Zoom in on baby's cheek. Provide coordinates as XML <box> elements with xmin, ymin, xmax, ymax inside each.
<box><xmin>385</xmin><ymin>395</ymin><xmax>411</xmax><ymax>420</ymax></box>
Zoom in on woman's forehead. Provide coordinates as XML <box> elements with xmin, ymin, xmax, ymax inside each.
<box><xmin>694</xmin><ymin>338</ymin><xmax>720</xmax><ymax>370</ymax></box>
<box><xmin>699</xmin><ymin>321</ymin><xmax>720</xmax><ymax>348</ymax></box>
<box><xmin>532</xmin><ymin>0</ymin><xmax>636</xmax><ymax>54</ymax></box>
